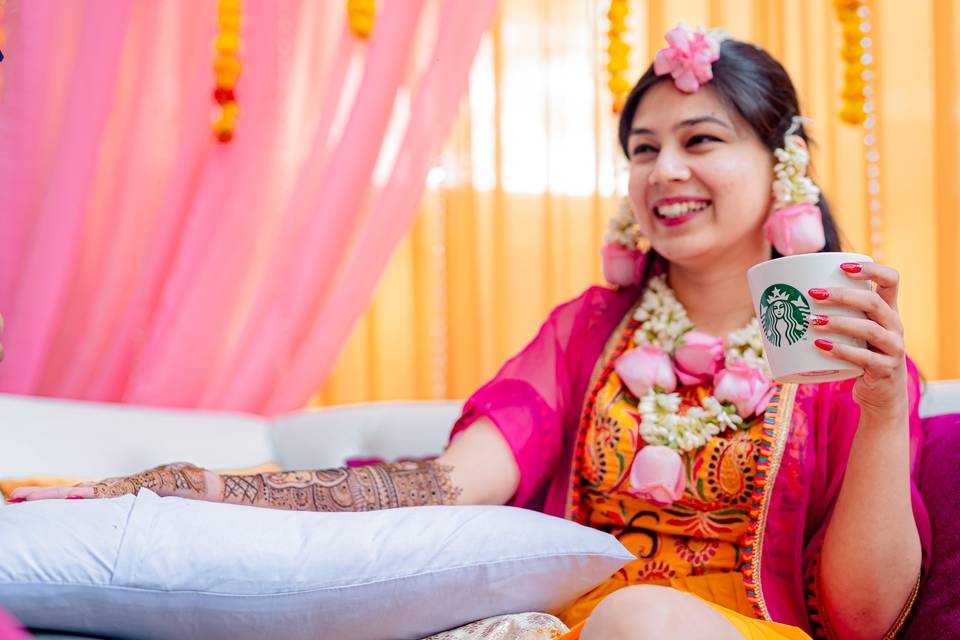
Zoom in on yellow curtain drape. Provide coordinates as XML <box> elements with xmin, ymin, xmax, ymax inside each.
<box><xmin>313</xmin><ymin>0</ymin><xmax>959</xmax><ymax>406</ymax></box>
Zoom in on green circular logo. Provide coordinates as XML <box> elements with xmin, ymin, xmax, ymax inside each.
<box><xmin>759</xmin><ymin>284</ymin><xmax>811</xmax><ymax>347</ymax></box>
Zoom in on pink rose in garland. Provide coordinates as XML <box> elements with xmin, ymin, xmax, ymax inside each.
<box><xmin>615</xmin><ymin>345</ymin><xmax>677</xmax><ymax>398</ymax></box>
<box><xmin>673</xmin><ymin>330</ymin><xmax>725</xmax><ymax>385</ymax></box>
<box><xmin>627</xmin><ymin>445</ymin><xmax>686</xmax><ymax>505</ymax></box>
<box><xmin>714</xmin><ymin>361</ymin><xmax>775</xmax><ymax>418</ymax></box>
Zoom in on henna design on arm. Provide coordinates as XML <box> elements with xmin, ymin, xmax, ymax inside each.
<box><xmin>219</xmin><ymin>461</ymin><xmax>463</xmax><ymax>511</ymax></box>
<box><xmin>91</xmin><ymin>462</ymin><xmax>207</xmax><ymax>499</ymax></box>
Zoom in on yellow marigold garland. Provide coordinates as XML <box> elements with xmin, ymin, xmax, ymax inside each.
<box><xmin>347</xmin><ymin>0</ymin><xmax>376</xmax><ymax>39</ymax></box>
<box><xmin>212</xmin><ymin>0</ymin><xmax>243</xmax><ymax>143</ymax></box>
<box><xmin>834</xmin><ymin>0</ymin><xmax>868</xmax><ymax>125</ymax></box>
<box><xmin>606</xmin><ymin>0</ymin><xmax>630</xmax><ymax>114</ymax></box>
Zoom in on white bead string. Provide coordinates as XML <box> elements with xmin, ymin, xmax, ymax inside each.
<box><xmin>858</xmin><ymin>2</ymin><xmax>882</xmax><ymax>261</ymax></box>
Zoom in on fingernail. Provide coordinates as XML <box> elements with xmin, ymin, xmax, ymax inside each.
<box><xmin>808</xmin><ymin>288</ymin><xmax>830</xmax><ymax>300</ymax></box>
<box><xmin>840</xmin><ymin>262</ymin><xmax>862</xmax><ymax>273</ymax></box>
<box><xmin>814</xmin><ymin>339</ymin><xmax>834</xmax><ymax>351</ymax></box>
<box><xmin>811</xmin><ymin>314</ymin><xmax>829</xmax><ymax>326</ymax></box>
<box><xmin>7</xmin><ymin>497</ymin><xmax>25</xmax><ymax>503</ymax></box>
<box><xmin>65</xmin><ymin>496</ymin><xmax>84</xmax><ymax>500</ymax></box>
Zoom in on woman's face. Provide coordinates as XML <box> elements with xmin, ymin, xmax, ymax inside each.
<box><xmin>626</xmin><ymin>81</ymin><xmax>775</xmax><ymax>270</ymax></box>
<box><xmin>773</xmin><ymin>300</ymin><xmax>786</xmax><ymax>318</ymax></box>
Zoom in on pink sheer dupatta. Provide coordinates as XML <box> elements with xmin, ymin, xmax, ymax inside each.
<box><xmin>449</xmin><ymin>285</ymin><xmax>640</xmax><ymax>512</ymax></box>
<box><xmin>449</xmin><ymin>271</ymin><xmax>931</xmax><ymax>634</ymax></box>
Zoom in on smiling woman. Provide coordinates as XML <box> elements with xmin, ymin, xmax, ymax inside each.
<box><xmin>3</xmin><ymin>17</ymin><xmax>935</xmax><ymax>640</ymax></box>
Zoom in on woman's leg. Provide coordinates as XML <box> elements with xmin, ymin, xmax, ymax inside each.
<box><xmin>580</xmin><ymin>584</ymin><xmax>744</xmax><ymax>640</ymax></box>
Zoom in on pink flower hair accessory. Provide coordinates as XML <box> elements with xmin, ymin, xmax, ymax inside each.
<box><xmin>653</xmin><ymin>23</ymin><xmax>727</xmax><ymax>94</ymax></box>
<box><xmin>602</xmin><ymin>197</ymin><xmax>647</xmax><ymax>287</ymax></box>
<box><xmin>764</xmin><ymin>202</ymin><xmax>826</xmax><ymax>256</ymax></box>
<box><xmin>766</xmin><ymin>116</ymin><xmax>826</xmax><ymax>255</ymax></box>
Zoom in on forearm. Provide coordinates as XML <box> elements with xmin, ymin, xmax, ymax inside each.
<box><xmin>213</xmin><ymin>461</ymin><xmax>463</xmax><ymax>512</ymax></box>
<box><xmin>820</xmin><ymin>409</ymin><xmax>921</xmax><ymax>639</ymax></box>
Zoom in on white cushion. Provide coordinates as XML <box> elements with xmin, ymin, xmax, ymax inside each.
<box><xmin>0</xmin><ymin>489</ymin><xmax>632</xmax><ymax>640</ymax></box>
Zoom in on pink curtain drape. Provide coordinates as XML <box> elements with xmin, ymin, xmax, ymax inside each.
<box><xmin>0</xmin><ymin>0</ymin><xmax>497</xmax><ymax>415</ymax></box>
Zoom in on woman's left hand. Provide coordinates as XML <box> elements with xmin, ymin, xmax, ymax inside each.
<box><xmin>809</xmin><ymin>261</ymin><xmax>908</xmax><ymax>416</ymax></box>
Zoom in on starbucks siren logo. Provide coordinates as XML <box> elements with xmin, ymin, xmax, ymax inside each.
<box><xmin>759</xmin><ymin>284</ymin><xmax>810</xmax><ymax>347</ymax></box>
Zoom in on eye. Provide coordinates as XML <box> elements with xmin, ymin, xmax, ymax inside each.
<box><xmin>631</xmin><ymin>143</ymin><xmax>657</xmax><ymax>156</ymax></box>
<box><xmin>687</xmin><ymin>134</ymin><xmax>721</xmax><ymax>146</ymax></box>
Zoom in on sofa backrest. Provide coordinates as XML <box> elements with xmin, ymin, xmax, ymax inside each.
<box><xmin>0</xmin><ymin>393</ymin><xmax>275</xmax><ymax>477</ymax></box>
<box><xmin>269</xmin><ymin>401</ymin><xmax>462</xmax><ymax>469</ymax></box>
<box><xmin>920</xmin><ymin>379</ymin><xmax>960</xmax><ymax>418</ymax></box>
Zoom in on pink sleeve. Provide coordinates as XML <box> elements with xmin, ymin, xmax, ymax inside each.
<box><xmin>802</xmin><ymin>357</ymin><xmax>931</xmax><ymax>637</ymax></box>
<box><xmin>448</xmin><ymin>289</ymin><xmax>604</xmax><ymax>508</ymax></box>
<box><xmin>804</xmin><ymin>357</ymin><xmax>930</xmax><ymax>563</ymax></box>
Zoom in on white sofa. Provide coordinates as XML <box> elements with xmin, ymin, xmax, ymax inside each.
<box><xmin>0</xmin><ymin>394</ymin><xmax>463</xmax><ymax>481</ymax></box>
<box><xmin>2</xmin><ymin>380</ymin><xmax>957</xmax><ymax>480</ymax></box>
<box><xmin>1</xmin><ymin>382</ymin><xmax>958</xmax><ymax>640</ymax></box>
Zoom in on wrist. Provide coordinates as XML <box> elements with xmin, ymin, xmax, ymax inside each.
<box><xmin>204</xmin><ymin>470</ymin><xmax>224</xmax><ymax>502</ymax></box>
<box><xmin>858</xmin><ymin>407</ymin><xmax>909</xmax><ymax>430</ymax></box>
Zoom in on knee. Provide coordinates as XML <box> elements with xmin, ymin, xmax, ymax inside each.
<box><xmin>581</xmin><ymin>585</ymin><xmax>688</xmax><ymax>639</ymax></box>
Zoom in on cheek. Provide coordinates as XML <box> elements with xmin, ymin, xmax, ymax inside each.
<box><xmin>709</xmin><ymin>158</ymin><xmax>773</xmax><ymax>217</ymax></box>
<box><xmin>627</xmin><ymin>167</ymin><xmax>652</xmax><ymax>218</ymax></box>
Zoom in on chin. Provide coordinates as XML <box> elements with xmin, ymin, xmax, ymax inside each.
<box><xmin>651</xmin><ymin>238</ymin><xmax>716</xmax><ymax>268</ymax></box>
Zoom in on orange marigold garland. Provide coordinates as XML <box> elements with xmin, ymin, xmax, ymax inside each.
<box><xmin>347</xmin><ymin>0</ymin><xmax>376</xmax><ymax>39</ymax></box>
<box><xmin>606</xmin><ymin>0</ymin><xmax>630</xmax><ymax>114</ymax></box>
<box><xmin>834</xmin><ymin>0</ymin><xmax>870</xmax><ymax>125</ymax></box>
<box><xmin>212</xmin><ymin>0</ymin><xmax>242</xmax><ymax>143</ymax></box>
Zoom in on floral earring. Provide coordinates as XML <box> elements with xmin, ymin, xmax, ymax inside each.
<box><xmin>763</xmin><ymin>117</ymin><xmax>827</xmax><ymax>255</ymax></box>
<box><xmin>601</xmin><ymin>197</ymin><xmax>647</xmax><ymax>287</ymax></box>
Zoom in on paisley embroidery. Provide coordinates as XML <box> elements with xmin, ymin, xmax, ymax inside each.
<box><xmin>579</xmin><ymin>317</ymin><xmax>767</xmax><ymax>585</ymax></box>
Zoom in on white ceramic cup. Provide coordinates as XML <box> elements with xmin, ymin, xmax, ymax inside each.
<box><xmin>747</xmin><ymin>252</ymin><xmax>874</xmax><ymax>383</ymax></box>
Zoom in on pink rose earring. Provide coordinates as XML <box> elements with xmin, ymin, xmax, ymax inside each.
<box><xmin>601</xmin><ymin>197</ymin><xmax>647</xmax><ymax>287</ymax></box>
<box><xmin>764</xmin><ymin>117</ymin><xmax>827</xmax><ymax>255</ymax></box>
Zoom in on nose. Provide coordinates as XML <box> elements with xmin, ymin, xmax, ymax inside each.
<box><xmin>648</xmin><ymin>147</ymin><xmax>690</xmax><ymax>185</ymax></box>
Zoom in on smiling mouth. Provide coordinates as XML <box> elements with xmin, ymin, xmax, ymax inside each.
<box><xmin>653</xmin><ymin>200</ymin><xmax>711</xmax><ymax>219</ymax></box>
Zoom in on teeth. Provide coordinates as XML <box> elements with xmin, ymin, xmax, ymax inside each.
<box><xmin>656</xmin><ymin>201</ymin><xmax>709</xmax><ymax>218</ymax></box>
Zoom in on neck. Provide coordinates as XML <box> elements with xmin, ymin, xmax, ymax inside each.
<box><xmin>667</xmin><ymin>259</ymin><xmax>759</xmax><ymax>338</ymax></box>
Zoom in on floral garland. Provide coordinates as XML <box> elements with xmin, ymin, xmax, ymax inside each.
<box><xmin>834</xmin><ymin>0</ymin><xmax>868</xmax><ymax>125</ymax></box>
<box><xmin>616</xmin><ymin>275</ymin><xmax>775</xmax><ymax>505</ymax></box>
<box><xmin>605</xmin><ymin>0</ymin><xmax>630</xmax><ymax>113</ymax></box>
<box><xmin>604</xmin><ymin>197</ymin><xmax>642</xmax><ymax>248</ymax></box>
<box><xmin>617</xmin><ymin>275</ymin><xmax>773</xmax><ymax>454</ymax></box>
<box><xmin>212</xmin><ymin>0</ymin><xmax>243</xmax><ymax>143</ymax></box>
<box><xmin>347</xmin><ymin>0</ymin><xmax>376</xmax><ymax>39</ymax></box>
<box><xmin>772</xmin><ymin>119</ymin><xmax>821</xmax><ymax>210</ymax></box>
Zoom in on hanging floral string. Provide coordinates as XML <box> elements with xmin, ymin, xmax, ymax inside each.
<box><xmin>212</xmin><ymin>0</ymin><xmax>243</xmax><ymax>143</ymax></box>
<box><xmin>606</xmin><ymin>0</ymin><xmax>630</xmax><ymax>113</ymax></box>
<box><xmin>834</xmin><ymin>0</ymin><xmax>868</xmax><ymax>125</ymax></box>
<box><xmin>347</xmin><ymin>0</ymin><xmax>376</xmax><ymax>39</ymax></box>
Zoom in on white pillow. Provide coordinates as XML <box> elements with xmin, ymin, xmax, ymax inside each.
<box><xmin>0</xmin><ymin>489</ymin><xmax>632</xmax><ymax>640</ymax></box>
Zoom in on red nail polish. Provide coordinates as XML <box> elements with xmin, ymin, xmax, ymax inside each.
<box><xmin>840</xmin><ymin>262</ymin><xmax>862</xmax><ymax>273</ymax></box>
<box><xmin>814</xmin><ymin>339</ymin><xmax>834</xmax><ymax>351</ymax></box>
<box><xmin>811</xmin><ymin>314</ymin><xmax>829</xmax><ymax>326</ymax></box>
<box><xmin>809</xmin><ymin>288</ymin><xmax>830</xmax><ymax>300</ymax></box>
<box><xmin>7</xmin><ymin>497</ymin><xmax>26</xmax><ymax>503</ymax></box>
